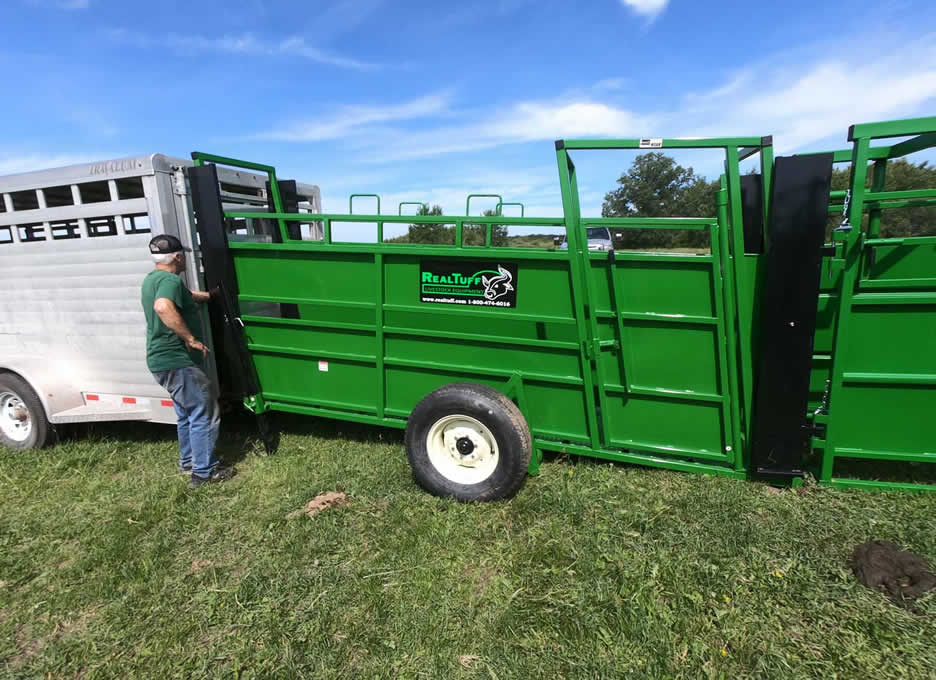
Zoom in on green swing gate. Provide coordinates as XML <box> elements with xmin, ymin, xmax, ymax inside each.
<box><xmin>186</xmin><ymin>115</ymin><xmax>935</xmax><ymax>499</ymax></box>
<box><xmin>812</xmin><ymin>119</ymin><xmax>936</xmax><ymax>491</ymax></box>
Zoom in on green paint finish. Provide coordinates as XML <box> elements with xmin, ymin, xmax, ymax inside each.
<box><xmin>603</xmin><ymin>394</ymin><xmax>727</xmax><ymax>460</ymax></box>
<box><xmin>193</xmin><ymin>116</ymin><xmax>936</xmax><ymax>493</ymax></box>
<box><xmin>812</xmin><ymin>116</ymin><xmax>936</xmax><ymax>490</ymax></box>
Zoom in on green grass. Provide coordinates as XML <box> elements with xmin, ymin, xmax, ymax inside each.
<box><xmin>1</xmin><ymin>416</ymin><xmax>934</xmax><ymax>679</ymax></box>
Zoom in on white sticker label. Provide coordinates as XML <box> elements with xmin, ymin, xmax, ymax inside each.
<box><xmin>318</xmin><ymin>361</ymin><xmax>329</xmax><ymax>372</ymax></box>
<box><xmin>639</xmin><ymin>138</ymin><xmax>663</xmax><ymax>149</ymax></box>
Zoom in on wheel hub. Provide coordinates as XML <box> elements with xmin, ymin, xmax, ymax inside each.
<box><xmin>1</xmin><ymin>391</ymin><xmax>33</xmax><ymax>443</ymax></box>
<box><xmin>455</xmin><ymin>436</ymin><xmax>475</xmax><ymax>456</ymax></box>
<box><xmin>425</xmin><ymin>414</ymin><xmax>500</xmax><ymax>485</ymax></box>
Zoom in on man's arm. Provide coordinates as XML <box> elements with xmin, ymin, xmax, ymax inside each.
<box><xmin>191</xmin><ymin>290</ymin><xmax>211</xmax><ymax>303</ymax></box>
<box><xmin>153</xmin><ymin>298</ymin><xmax>209</xmax><ymax>357</ymax></box>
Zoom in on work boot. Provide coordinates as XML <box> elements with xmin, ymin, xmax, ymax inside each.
<box><xmin>188</xmin><ymin>466</ymin><xmax>236</xmax><ymax>489</ymax></box>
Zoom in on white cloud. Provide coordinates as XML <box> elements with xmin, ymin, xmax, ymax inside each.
<box><xmin>259</xmin><ymin>92</ymin><xmax>453</xmax><ymax>142</ymax></box>
<box><xmin>103</xmin><ymin>28</ymin><xmax>383</xmax><ymax>70</ymax></box>
<box><xmin>619</xmin><ymin>0</ymin><xmax>669</xmax><ymax>18</ymax></box>
<box><xmin>685</xmin><ymin>38</ymin><xmax>936</xmax><ymax>152</ymax></box>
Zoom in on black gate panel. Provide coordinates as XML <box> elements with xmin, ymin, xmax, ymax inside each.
<box><xmin>751</xmin><ymin>154</ymin><xmax>834</xmax><ymax>480</ymax></box>
<box><xmin>188</xmin><ymin>163</ymin><xmax>279</xmax><ymax>453</ymax></box>
<box><xmin>740</xmin><ymin>173</ymin><xmax>765</xmax><ymax>254</ymax></box>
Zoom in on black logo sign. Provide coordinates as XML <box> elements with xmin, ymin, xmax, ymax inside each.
<box><xmin>420</xmin><ymin>260</ymin><xmax>518</xmax><ymax>308</ymax></box>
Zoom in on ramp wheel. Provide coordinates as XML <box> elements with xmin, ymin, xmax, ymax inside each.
<box><xmin>405</xmin><ymin>382</ymin><xmax>531</xmax><ymax>502</ymax></box>
<box><xmin>0</xmin><ymin>374</ymin><xmax>53</xmax><ymax>450</ymax></box>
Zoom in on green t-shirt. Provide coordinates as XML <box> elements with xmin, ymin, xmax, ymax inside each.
<box><xmin>141</xmin><ymin>269</ymin><xmax>205</xmax><ymax>372</ymax></box>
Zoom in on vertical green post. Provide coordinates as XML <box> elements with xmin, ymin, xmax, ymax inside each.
<box><xmin>821</xmin><ymin>136</ymin><xmax>872</xmax><ymax>483</ymax></box>
<box><xmin>375</xmin><ymin>252</ymin><xmax>385</xmax><ymax>418</ymax></box>
<box><xmin>759</xmin><ymin>143</ymin><xmax>774</xmax><ymax>248</ymax></box>
<box><xmin>716</xmin><ymin>181</ymin><xmax>743</xmax><ymax>466</ymax></box>
<box><xmin>555</xmin><ymin>144</ymin><xmax>602</xmax><ymax>451</ymax></box>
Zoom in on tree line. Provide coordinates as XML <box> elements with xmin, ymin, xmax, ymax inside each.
<box><xmin>387</xmin><ymin>152</ymin><xmax>934</xmax><ymax>248</ymax></box>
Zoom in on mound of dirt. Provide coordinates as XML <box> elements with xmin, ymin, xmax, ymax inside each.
<box><xmin>850</xmin><ymin>540</ymin><xmax>936</xmax><ymax>606</ymax></box>
<box><xmin>286</xmin><ymin>492</ymin><xmax>349</xmax><ymax>519</ymax></box>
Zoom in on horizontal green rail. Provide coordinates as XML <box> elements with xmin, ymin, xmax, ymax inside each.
<box><xmin>561</xmin><ymin>137</ymin><xmax>767</xmax><ymax>150</ymax></box>
<box><xmin>865</xmin><ymin>189</ymin><xmax>936</xmax><ymax>202</ymax></box>
<box><xmin>224</xmin><ymin>211</ymin><xmax>565</xmax><ymax>225</ymax></box>
<box><xmin>535</xmin><ymin>440</ymin><xmax>745</xmax><ymax>478</ymax></box>
<box><xmin>850</xmin><ymin>116</ymin><xmax>936</xmax><ymax>140</ymax></box>
<box><xmin>192</xmin><ymin>151</ymin><xmax>276</xmax><ymax>174</ymax></box>
<box><xmin>581</xmin><ymin>217</ymin><xmax>716</xmax><ymax>230</ymax></box>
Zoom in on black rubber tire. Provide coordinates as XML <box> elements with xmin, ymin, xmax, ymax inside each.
<box><xmin>405</xmin><ymin>382</ymin><xmax>531</xmax><ymax>502</ymax></box>
<box><xmin>0</xmin><ymin>373</ymin><xmax>53</xmax><ymax>450</ymax></box>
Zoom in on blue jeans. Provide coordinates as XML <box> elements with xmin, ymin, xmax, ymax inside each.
<box><xmin>152</xmin><ymin>366</ymin><xmax>221</xmax><ymax>478</ymax></box>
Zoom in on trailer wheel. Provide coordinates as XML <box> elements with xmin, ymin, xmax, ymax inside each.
<box><xmin>0</xmin><ymin>374</ymin><xmax>53</xmax><ymax>450</ymax></box>
<box><xmin>405</xmin><ymin>383</ymin><xmax>531</xmax><ymax>502</ymax></box>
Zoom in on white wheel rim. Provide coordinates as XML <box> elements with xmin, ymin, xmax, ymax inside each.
<box><xmin>0</xmin><ymin>391</ymin><xmax>32</xmax><ymax>443</ymax></box>
<box><xmin>426</xmin><ymin>414</ymin><xmax>499</xmax><ymax>485</ymax></box>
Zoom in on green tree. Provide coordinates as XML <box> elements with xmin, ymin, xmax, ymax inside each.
<box><xmin>401</xmin><ymin>204</ymin><xmax>452</xmax><ymax>244</ymax></box>
<box><xmin>601</xmin><ymin>152</ymin><xmax>718</xmax><ymax>250</ymax></box>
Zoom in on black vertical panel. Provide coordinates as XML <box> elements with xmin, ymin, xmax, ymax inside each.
<box><xmin>740</xmin><ymin>174</ymin><xmax>764</xmax><ymax>254</ymax></box>
<box><xmin>265</xmin><ymin>179</ymin><xmax>300</xmax><ymax>241</ymax></box>
<box><xmin>752</xmin><ymin>153</ymin><xmax>834</xmax><ymax>480</ymax></box>
<box><xmin>188</xmin><ymin>163</ymin><xmax>279</xmax><ymax>454</ymax></box>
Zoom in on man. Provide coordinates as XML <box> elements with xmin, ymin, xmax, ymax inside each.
<box><xmin>141</xmin><ymin>234</ymin><xmax>233</xmax><ymax>488</ymax></box>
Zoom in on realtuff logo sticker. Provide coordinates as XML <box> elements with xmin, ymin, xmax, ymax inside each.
<box><xmin>420</xmin><ymin>260</ymin><xmax>518</xmax><ymax>307</ymax></box>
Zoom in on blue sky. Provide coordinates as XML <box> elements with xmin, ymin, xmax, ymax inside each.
<box><xmin>2</xmin><ymin>0</ymin><xmax>936</xmax><ymax>220</ymax></box>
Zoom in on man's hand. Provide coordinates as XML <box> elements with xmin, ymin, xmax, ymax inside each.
<box><xmin>191</xmin><ymin>290</ymin><xmax>212</xmax><ymax>303</ymax></box>
<box><xmin>185</xmin><ymin>336</ymin><xmax>210</xmax><ymax>358</ymax></box>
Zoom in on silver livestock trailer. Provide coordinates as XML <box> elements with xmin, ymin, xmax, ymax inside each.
<box><xmin>0</xmin><ymin>154</ymin><xmax>321</xmax><ymax>448</ymax></box>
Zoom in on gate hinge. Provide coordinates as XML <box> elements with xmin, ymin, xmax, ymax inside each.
<box><xmin>243</xmin><ymin>393</ymin><xmax>269</xmax><ymax>414</ymax></box>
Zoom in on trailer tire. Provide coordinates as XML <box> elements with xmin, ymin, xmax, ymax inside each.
<box><xmin>405</xmin><ymin>382</ymin><xmax>531</xmax><ymax>502</ymax></box>
<box><xmin>0</xmin><ymin>373</ymin><xmax>53</xmax><ymax>450</ymax></box>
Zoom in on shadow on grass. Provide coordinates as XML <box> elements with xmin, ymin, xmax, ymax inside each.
<box><xmin>56</xmin><ymin>412</ymin><xmax>936</xmax><ymax>488</ymax></box>
<box><xmin>58</xmin><ymin>410</ymin><xmax>405</xmax><ymax>466</ymax></box>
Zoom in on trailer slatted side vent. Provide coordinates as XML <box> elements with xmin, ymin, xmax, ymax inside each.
<box><xmin>50</xmin><ymin>220</ymin><xmax>81</xmax><ymax>240</ymax></box>
<box><xmin>86</xmin><ymin>216</ymin><xmax>118</xmax><ymax>237</ymax></box>
<box><xmin>10</xmin><ymin>190</ymin><xmax>39</xmax><ymax>211</ymax></box>
<box><xmin>44</xmin><ymin>185</ymin><xmax>75</xmax><ymax>207</ymax></box>
<box><xmin>17</xmin><ymin>223</ymin><xmax>45</xmax><ymax>242</ymax></box>
<box><xmin>77</xmin><ymin>181</ymin><xmax>111</xmax><ymax>204</ymax></box>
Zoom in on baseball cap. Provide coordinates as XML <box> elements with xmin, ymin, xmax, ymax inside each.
<box><xmin>148</xmin><ymin>234</ymin><xmax>191</xmax><ymax>254</ymax></box>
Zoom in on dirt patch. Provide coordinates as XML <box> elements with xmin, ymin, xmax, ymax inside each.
<box><xmin>286</xmin><ymin>492</ymin><xmax>350</xmax><ymax>519</ymax></box>
<box><xmin>850</xmin><ymin>540</ymin><xmax>936</xmax><ymax>606</ymax></box>
<box><xmin>189</xmin><ymin>559</ymin><xmax>214</xmax><ymax>574</ymax></box>
<box><xmin>11</xmin><ymin>627</ymin><xmax>45</xmax><ymax>669</ymax></box>
<box><xmin>458</xmin><ymin>654</ymin><xmax>480</xmax><ymax>669</ymax></box>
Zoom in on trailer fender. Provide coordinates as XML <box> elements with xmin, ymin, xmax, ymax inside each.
<box><xmin>0</xmin><ymin>359</ymin><xmax>83</xmax><ymax>424</ymax></box>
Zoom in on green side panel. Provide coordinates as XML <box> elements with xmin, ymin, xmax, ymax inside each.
<box><xmin>252</xmin><ymin>352</ymin><xmax>378</xmax><ymax>413</ymax></box>
<box><xmin>382</xmin><ymin>307</ymin><xmax>580</xmax><ymax>344</ymax></box>
<box><xmin>833</xmin><ymin>384</ymin><xmax>935</xmax><ymax>456</ymax></box>
<box><xmin>588</xmin><ymin>257</ymin><xmax>717</xmax><ymax>317</ymax></box>
<box><xmin>860</xmin><ymin>241</ymin><xmax>936</xmax><ymax>289</ymax></box>
<box><xmin>245</xmin><ymin>321</ymin><xmax>376</xmax><ymax>358</ymax></box>
<box><xmin>384</xmin><ymin>335</ymin><xmax>582</xmax><ymax>379</ymax></box>
<box><xmin>596</xmin><ymin>319</ymin><xmax>720</xmax><ymax>395</ymax></box>
<box><xmin>827</xmin><ymin>251</ymin><xmax>936</xmax><ymax>465</ymax></box>
<box><xmin>604</xmin><ymin>394</ymin><xmax>728</xmax><ymax>460</ymax></box>
<box><xmin>841</xmin><ymin>303</ymin><xmax>936</xmax><ymax>373</ymax></box>
<box><xmin>235</xmin><ymin>250</ymin><xmax>378</xmax><ymax>304</ymax></box>
<box><xmin>522</xmin><ymin>382</ymin><xmax>590</xmax><ymax>442</ymax></box>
